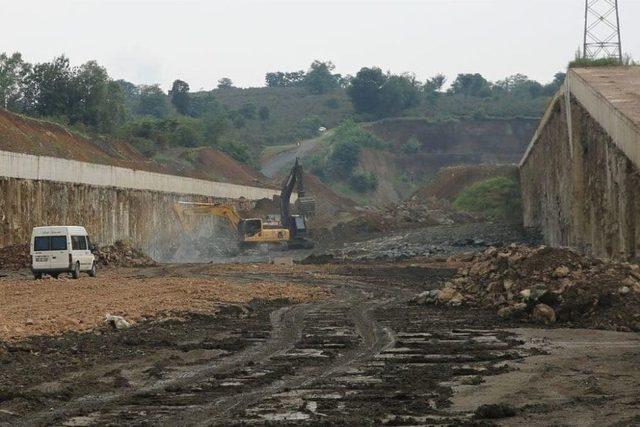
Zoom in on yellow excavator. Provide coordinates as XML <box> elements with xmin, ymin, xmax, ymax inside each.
<box><xmin>173</xmin><ymin>201</ymin><xmax>291</xmax><ymax>248</ymax></box>
<box><xmin>173</xmin><ymin>158</ymin><xmax>316</xmax><ymax>249</ymax></box>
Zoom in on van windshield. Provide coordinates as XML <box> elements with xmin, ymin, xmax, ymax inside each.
<box><xmin>34</xmin><ymin>236</ymin><xmax>67</xmax><ymax>251</ymax></box>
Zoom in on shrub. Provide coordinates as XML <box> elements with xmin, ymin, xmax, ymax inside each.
<box><xmin>349</xmin><ymin>172</ymin><xmax>378</xmax><ymax>193</ymax></box>
<box><xmin>329</xmin><ymin>140</ymin><xmax>361</xmax><ymax>178</ymax></box>
<box><xmin>325</xmin><ymin>97</ymin><xmax>340</xmax><ymax>109</ymax></box>
<box><xmin>401</xmin><ymin>136</ymin><xmax>421</xmax><ymax>154</ymax></box>
<box><xmin>453</xmin><ymin>177</ymin><xmax>522</xmax><ymax>222</ymax></box>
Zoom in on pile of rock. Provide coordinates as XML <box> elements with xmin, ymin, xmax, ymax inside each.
<box><xmin>0</xmin><ymin>244</ymin><xmax>31</xmax><ymax>270</ymax></box>
<box><xmin>95</xmin><ymin>241</ymin><xmax>157</xmax><ymax>268</ymax></box>
<box><xmin>413</xmin><ymin>245</ymin><xmax>640</xmax><ymax>331</ymax></box>
<box><xmin>383</xmin><ymin>196</ymin><xmax>478</xmax><ymax>229</ymax></box>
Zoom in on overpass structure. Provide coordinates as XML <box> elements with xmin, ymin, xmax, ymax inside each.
<box><xmin>520</xmin><ymin>67</ymin><xmax>640</xmax><ymax>260</ymax></box>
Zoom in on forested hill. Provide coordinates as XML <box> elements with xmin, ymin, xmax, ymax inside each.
<box><xmin>0</xmin><ymin>53</ymin><xmax>563</xmax><ymax>168</ymax></box>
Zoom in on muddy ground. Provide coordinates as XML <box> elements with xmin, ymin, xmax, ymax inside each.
<box><xmin>1</xmin><ymin>224</ymin><xmax>639</xmax><ymax>426</ymax></box>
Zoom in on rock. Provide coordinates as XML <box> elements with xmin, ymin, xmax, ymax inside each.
<box><xmin>497</xmin><ymin>303</ymin><xmax>527</xmax><ymax>319</ymax></box>
<box><xmin>484</xmin><ymin>247</ymin><xmax>498</xmax><ymax>257</ymax></box>
<box><xmin>105</xmin><ymin>314</ymin><xmax>132</xmax><ymax>330</ymax></box>
<box><xmin>437</xmin><ymin>288</ymin><xmax>465</xmax><ymax>306</ymax></box>
<box><xmin>530</xmin><ymin>283</ymin><xmax>549</xmax><ymax>302</ymax></box>
<box><xmin>619</xmin><ymin>286</ymin><xmax>631</xmax><ymax>295</ymax></box>
<box><xmin>519</xmin><ymin>289</ymin><xmax>531</xmax><ymax>300</ymax></box>
<box><xmin>553</xmin><ymin>266</ymin><xmax>570</xmax><ymax>278</ymax></box>
<box><xmin>474</xmin><ymin>403</ymin><xmax>517</xmax><ymax>419</ymax></box>
<box><xmin>25</xmin><ymin>319</ymin><xmax>34</xmax><ymax>326</ymax></box>
<box><xmin>272</xmin><ymin>256</ymin><xmax>294</xmax><ymax>266</ymax></box>
<box><xmin>411</xmin><ymin>290</ymin><xmax>439</xmax><ymax>305</ymax></box>
<box><xmin>532</xmin><ymin>304</ymin><xmax>556</xmax><ymax>325</ymax></box>
<box><xmin>503</xmin><ymin>280</ymin><xmax>514</xmax><ymax>291</ymax></box>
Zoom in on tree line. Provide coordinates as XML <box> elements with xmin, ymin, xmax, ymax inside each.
<box><xmin>0</xmin><ymin>52</ymin><xmax>565</xmax><ymax>164</ymax></box>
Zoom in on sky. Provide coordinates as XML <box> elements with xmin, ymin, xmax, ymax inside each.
<box><xmin>1</xmin><ymin>0</ymin><xmax>638</xmax><ymax>90</ymax></box>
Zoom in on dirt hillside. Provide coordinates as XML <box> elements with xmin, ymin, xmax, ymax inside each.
<box><xmin>0</xmin><ymin>108</ymin><xmax>265</xmax><ymax>186</ymax></box>
<box><xmin>413</xmin><ymin>164</ymin><xmax>519</xmax><ymax>202</ymax></box>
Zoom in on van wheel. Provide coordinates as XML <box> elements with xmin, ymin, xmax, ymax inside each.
<box><xmin>88</xmin><ymin>262</ymin><xmax>97</xmax><ymax>277</ymax></box>
<box><xmin>72</xmin><ymin>262</ymin><xmax>80</xmax><ymax>279</ymax></box>
<box><xmin>33</xmin><ymin>272</ymin><xmax>42</xmax><ymax>280</ymax></box>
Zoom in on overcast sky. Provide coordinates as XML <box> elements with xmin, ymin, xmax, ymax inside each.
<box><xmin>2</xmin><ymin>0</ymin><xmax>638</xmax><ymax>90</ymax></box>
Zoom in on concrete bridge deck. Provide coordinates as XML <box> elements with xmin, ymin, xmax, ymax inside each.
<box><xmin>573</xmin><ymin>67</ymin><xmax>640</xmax><ymax>127</ymax></box>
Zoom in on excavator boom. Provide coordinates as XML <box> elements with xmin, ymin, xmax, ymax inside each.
<box><xmin>173</xmin><ymin>202</ymin><xmax>242</xmax><ymax>232</ymax></box>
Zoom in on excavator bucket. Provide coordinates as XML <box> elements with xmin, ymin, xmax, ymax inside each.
<box><xmin>298</xmin><ymin>196</ymin><xmax>316</xmax><ymax>217</ymax></box>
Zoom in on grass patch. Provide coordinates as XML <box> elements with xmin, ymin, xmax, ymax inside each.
<box><xmin>453</xmin><ymin>176</ymin><xmax>522</xmax><ymax>223</ymax></box>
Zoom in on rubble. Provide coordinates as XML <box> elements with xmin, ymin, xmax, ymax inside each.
<box><xmin>0</xmin><ymin>244</ymin><xmax>30</xmax><ymax>270</ymax></box>
<box><xmin>0</xmin><ymin>241</ymin><xmax>156</xmax><ymax>271</ymax></box>
<box><xmin>94</xmin><ymin>240</ymin><xmax>157</xmax><ymax>268</ymax></box>
<box><xmin>417</xmin><ymin>245</ymin><xmax>640</xmax><ymax>331</ymax></box>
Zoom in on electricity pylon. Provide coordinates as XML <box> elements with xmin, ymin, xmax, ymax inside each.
<box><xmin>583</xmin><ymin>0</ymin><xmax>623</xmax><ymax>62</ymax></box>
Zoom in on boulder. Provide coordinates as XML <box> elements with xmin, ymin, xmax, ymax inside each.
<box><xmin>497</xmin><ymin>303</ymin><xmax>528</xmax><ymax>319</ymax></box>
<box><xmin>532</xmin><ymin>304</ymin><xmax>556</xmax><ymax>325</ymax></box>
<box><xmin>105</xmin><ymin>314</ymin><xmax>132</xmax><ymax>330</ymax></box>
<box><xmin>437</xmin><ymin>288</ymin><xmax>465</xmax><ymax>306</ymax></box>
<box><xmin>553</xmin><ymin>266</ymin><xmax>570</xmax><ymax>278</ymax></box>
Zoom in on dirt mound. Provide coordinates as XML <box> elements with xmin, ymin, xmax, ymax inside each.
<box><xmin>193</xmin><ymin>147</ymin><xmax>263</xmax><ymax>185</ymax></box>
<box><xmin>418</xmin><ymin>245</ymin><xmax>640</xmax><ymax>331</ymax></box>
<box><xmin>413</xmin><ymin>164</ymin><xmax>519</xmax><ymax>202</ymax></box>
<box><xmin>0</xmin><ymin>244</ymin><xmax>30</xmax><ymax>270</ymax></box>
<box><xmin>95</xmin><ymin>241</ymin><xmax>157</xmax><ymax>267</ymax></box>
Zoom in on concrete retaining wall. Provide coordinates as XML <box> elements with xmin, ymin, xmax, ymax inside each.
<box><xmin>0</xmin><ymin>150</ymin><xmax>283</xmax><ymax>259</ymax></box>
<box><xmin>0</xmin><ymin>149</ymin><xmax>280</xmax><ymax>201</ymax></box>
<box><xmin>520</xmin><ymin>90</ymin><xmax>640</xmax><ymax>260</ymax></box>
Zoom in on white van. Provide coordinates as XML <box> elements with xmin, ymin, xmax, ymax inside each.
<box><xmin>30</xmin><ymin>226</ymin><xmax>97</xmax><ymax>279</ymax></box>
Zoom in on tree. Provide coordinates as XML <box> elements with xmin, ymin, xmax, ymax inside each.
<box><xmin>543</xmin><ymin>72</ymin><xmax>566</xmax><ymax>95</ymax></box>
<box><xmin>69</xmin><ymin>61</ymin><xmax>124</xmax><ymax>132</ymax></box>
<box><xmin>448</xmin><ymin>73</ymin><xmax>492</xmax><ymax>97</ymax></box>
<box><xmin>258</xmin><ymin>105</ymin><xmax>270</xmax><ymax>121</ymax></box>
<box><xmin>169</xmin><ymin>79</ymin><xmax>191</xmax><ymax>115</ymax></box>
<box><xmin>303</xmin><ymin>60</ymin><xmax>341</xmax><ymax>94</ymax></box>
<box><xmin>377</xmin><ymin>74</ymin><xmax>421</xmax><ymax>117</ymax></box>
<box><xmin>0</xmin><ymin>52</ymin><xmax>30</xmax><ymax>110</ymax></box>
<box><xmin>137</xmin><ymin>84</ymin><xmax>170</xmax><ymax>118</ymax></box>
<box><xmin>217</xmin><ymin>77</ymin><xmax>234</xmax><ymax>89</ymax></box>
<box><xmin>265</xmin><ymin>71</ymin><xmax>305</xmax><ymax>87</ymax></box>
<box><xmin>424</xmin><ymin>73</ymin><xmax>447</xmax><ymax>93</ymax></box>
<box><xmin>329</xmin><ymin>140</ymin><xmax>361</xmax><ymax>178</ymax></box>
<box><xmin>347</xmin><ymin>67</ymin><xmax>387</xmax><ymax>114</ymax></box>
<box><xmin>239</xmin><ymin>102</ymin><xmax>256</xmax><ymax>119</ymax></box>
<box><xmin>21</xmin><ymin>55</ymin><xmax>73</xmax><ymax>117</ymax></box>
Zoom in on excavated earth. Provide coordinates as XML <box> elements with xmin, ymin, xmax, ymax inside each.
<box><xmin>1</xmin><ymin>226</ymin><xmax>639</xmax><ymax>426</ymax></box>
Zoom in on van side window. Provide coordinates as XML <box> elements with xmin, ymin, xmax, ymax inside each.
<box><xmin>71</xmin><ymin>236</ymin><xmax>87</xmax><ymax>250</ymax></box>
<box><xmin>51</xmin><ymin>236</ymin><xmax>68</xmax><ymax>250</ymax></box>
<box><xmin>34</xmin><ymin>236</ymin><xmax>50</xmax><ymax>251</ymax></box>
<box><xmin>35</xmin><ymin>236</ymin><xmax>67</xmax><ymax>251</ymax></box>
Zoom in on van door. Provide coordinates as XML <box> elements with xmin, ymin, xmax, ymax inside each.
<box><xmin>49</xmin><ymin>235</ymin><xmax>70</xmax><ymax>271</ymax></box>
<box><xmin>33</xmin><ymin>235</ymin><xmax>52</xmax><ymax>270</ymax></box>
<box><xmin>71</xmin><ymin>235</ymin><xmax>91</xmax><ymax>270</ymax></box>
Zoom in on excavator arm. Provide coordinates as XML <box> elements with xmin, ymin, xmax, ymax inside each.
<box><xmin>173</xmin><ymin>202</ymin><xmax>242</xmax><ymax>233</ymax></box>
<box><xmin>279</xmin><ymin>158</ymin><xmax>316</xmax><ymax>246</ymax></box>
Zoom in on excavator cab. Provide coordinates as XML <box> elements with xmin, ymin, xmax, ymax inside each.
<box><xmin>238</xmin><ymin>218</ymin><xmax>263</xmax><ymax>238</ymax></box>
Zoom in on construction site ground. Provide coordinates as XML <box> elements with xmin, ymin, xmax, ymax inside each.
<box><xmin>1</xmin><ymin>224</ymin><xmax>639</xmax><ymax>426</ymax></box>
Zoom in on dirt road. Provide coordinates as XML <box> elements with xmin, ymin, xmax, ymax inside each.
<box><xmin>260</xmin><ymin>131</ymin><xmax>332</xmax><ymax>178</ymax></box>
<box><xmin>2</xmin><ymin>261</ymin><xmax>638</xmax><ymax>426</ymax></box>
